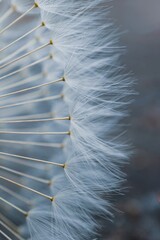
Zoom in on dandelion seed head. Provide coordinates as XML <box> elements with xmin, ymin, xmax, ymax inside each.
<box><xmin>0</xmin><ymin>0</ymin><xmax>132</xmax><ymax>239</ymax></box>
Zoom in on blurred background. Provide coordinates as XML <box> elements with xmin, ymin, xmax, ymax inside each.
<box><xmin>103</xmin><ymin>1</ymin><xmax>160</xmax><ymax>239</ymax></box>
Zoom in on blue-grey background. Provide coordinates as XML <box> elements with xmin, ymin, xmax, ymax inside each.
<box><xmin>103</xmin><ymin>1</ymin><xmax>160</xmax><ymax>239</ymax></box>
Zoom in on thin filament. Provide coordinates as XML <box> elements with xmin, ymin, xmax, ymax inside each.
<box><xmin>0</xmin><ymin>42</ymin><xmax>51</xmax><ymax>69</ymax></box>
<box><xmin>0</xmin><ymin>214</ymin><xmax>19</xmax><ymax>233</ymax></box>
<box><xmin>0</xmin><ymin>130</ymin><xmax>70</xmax><ymax>135</ymax></box>
<box><xmin>0</xmin><ymin>197</ymin><xmax>28</xmax><ymax>216</ymax></box>
<box><xmin>0</xmin><ymin>139</ymin><xmax>63</xmax><ymax>148</ymax></box>
<box><xmin>0</xmin><ymin>111</ymin><xmax>53</xmax><ymax>121</ymax></box>
<box><xmin>1</xmin><ymin>156</ymin><xmax>45</xmax><ymax>170</ymax></box>
<box><xmin>1</xmin><ymin>229</ymin><xmax>12</xmax><ymax>240</ymax></box>
<box><xmin>0</xmin><ymin>186</ymin><xmax>31</xmax><ymax>205</ymax></box>
<box><xmin>0</xmin><ymin>4</ymin><xmax>37</xmax><ymax>35</ymax></box>
<box><xmin>0</xmin><ymin>55</ymin><xmax>51</xmax><ymax>81</ymax></box>
<box><xmin>0</xmin><ymin>78</ymin><xmax>63</xmax><ymax>99</ymax></box>
<box><xmin>0</xmin><ymin>166</ymin><xmax>50</xmax><ymax>184</ymax></box>
<box><xmin>0</xmin><ymin>151</ymin><xmax>65</xmax><ymax>167</ymax></box>
<box><xmin>0</xmin><ymin>39</ymin><xmax>36</xmax><ymax>65</ymax></box>
<box><xmin>0</xmin><ymin>22</ymin><xmax>43</xmax><ymax>54</ymax></box>
<box><xmin>0</xmin><ymin>73</ymin><xmax>43</xmax><ymax>92</ymax></box>
<box><xmin>1</xmin><ymin>177</ymin><xmax>54</xmax><ymax>201</ymax></box>
<box><xmin>0</xmin><ymin>94</ymin><xmax>62</xmax><ymax>109</ymax></box>
<box><xmin>0</xmin><ymin>6</ymin><xmax>14</xmax><ymax>23</ymax></box>
<box><xmin>0</xmin><ymin>221</ymin><xmax>25</xmax><ymax>240</ymax></box>
<box><xmin>0</xmin><ymin>116</ymin><xmax>69</xmax><ymax>123</ymax></box>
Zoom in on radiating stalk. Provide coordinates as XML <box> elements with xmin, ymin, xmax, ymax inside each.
<box><xmin>0</xmin><ymin>197</ymin><xmax>28</xmax><ymax>216</ymax></box>
<box><xmin>0</xmin><ymin>130</ymin><xmax>70</xmax><ymax>135</ymax></box>
<box><xmin>0</xmin><ymin>166</ymin><xmax>50</xmax><ymax>184</ymax></box>
<box><xmin>0</xmin><ymin>93</ymin><xmax>62</xmax><ymax>109</ymax></box>
<box><xmin>1</xmin><ymin>177</ymin><xmax>54</xmax><ymax>201</ymax></box>
<box><xmin>0</xmin><ymin>41</ymin><xmax>52</xmax><ymax>69</ymax></box>
<box><xmin>0</xmin><ymin>77</ymin><xmax>63</xmax><ymax>99</ymax></box>
<box><xmin>1</xmin><ymin>229</ymin><xmax>12</xmax><ymax>240</ymax></box>
<box><xmin>1</xmin><ymin>221</ymin><xmax>25</xmax><ymax>240</ymax></box>
<box><xmin>0</xmin><ymin>186</ymin><xmax>31</xmax><ymax>205</ymax></box>
<box><xmin>0</xmin><ymin>6</ymin><xmax>14</xmax><ymax>23</ymax></box>
<box><xmin>0</xmin><ymin>139</ymin><xmax>63</xmax><ymax>148</ymax></box>
<box><xmin>0</xmin><ymin>4</ymin><xmax>38</xmax><ymax>35</ymax></box>
<box><xmin>0</xmin><ymin>55</ymin><xmax>51</xmax><ymax>80</ymax></box>
<box><xmin>0</xmin><ymin>151</ymin><xmax>65</xmax><ymax>167</ymax></box>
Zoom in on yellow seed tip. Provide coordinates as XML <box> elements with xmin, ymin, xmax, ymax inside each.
<box><xmin>41</xmin><ymin>22</ymin><xmax>45</xmax><ymax>27</ymax></box>
<box><xmin>50</xmin><ymin>39</ymin><xmax>53</xmax><ymax>45</ymax></box>
<box><xmin>50</xmin><ymin>196</ymin><xmax>55</xmax><ymax>202</ymax></box>
<box><xmin>11</xmin><ymin>5</ymin><xmax>17</xmax><ymax>11</ymax></box>
<box><xmin>49</xmin><ymin>54</ymin><xmax>53</xmax><ymax>59</ymax></box>
<box><xmin>63</xmin><ymin>163</ymin><xmax>67</xmax><ymax>169</ymax></box>
<box><xmin>34</xmin><ymin>3</ymin><xmax>39</xmax><ymax>8</ymax></box>
<box><xmin>25</xmin><ymin>212</ymin><xmax>29</xmax><ymax>218</ymax></box>
<box><xmin>48</xmin><ymin>180</ymin><xmax>52</xmax><ymax>186</ymax></box>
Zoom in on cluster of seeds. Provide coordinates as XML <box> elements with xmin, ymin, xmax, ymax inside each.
<box><xmin>0</xmin><ymin>1</ymin><xmax>131</xmax><ymax>239</ymax></box>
